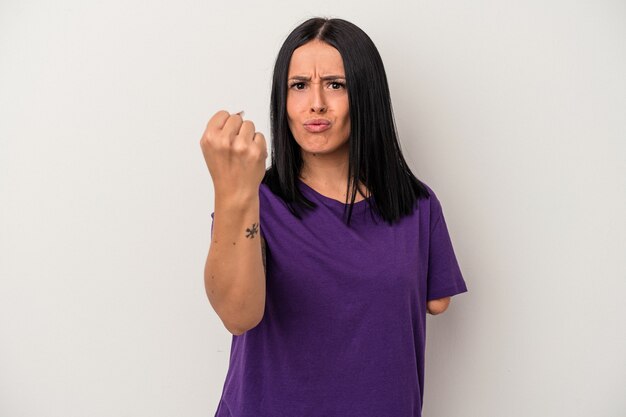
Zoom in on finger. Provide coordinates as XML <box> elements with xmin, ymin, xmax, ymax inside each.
<box><xmin>236</xmin><ymin>120</ymin><xmax>256</xmax><ymax>144</ymax></box>
<box><xmin>222</xmin><ymin>111</ymin><xmax>245</xmax><ymax>141</ymax></box>
<box><xmin>253</xmin><ymin>132</ymin><xmax>268</xmax><ymax>158</ymax></box>
<box><xmin>206</xmin><ymin>109</ymin><xmax>231</xmax><ymax>133</ymax></box>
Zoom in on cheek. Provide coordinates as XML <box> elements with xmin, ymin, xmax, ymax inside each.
<box><xmin>337</xmin><ymin>97</ymin><xmax>350</xmax><ymax>122</ymax></box>
<box><xmin>286</xmin><ymin>101</ymin><xmax>294</xmax><ymax>120</ymax></box>
<box><xmin>341</xmin><ymin>106</ymin><xmax>350</xmax><ymax>128</ymax></box>
<box><xmin>287</xmin><ymin>93</ymin><xmax>305</xmax><ymax>111</ymax></box>
<box><xmin>285</xmin><ymin>104</ymin><xmax>300</xmax><ymax>137</ymax></box>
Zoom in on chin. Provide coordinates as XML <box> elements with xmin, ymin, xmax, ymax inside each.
<box><xmin>296</xmin><ymin>135</ymin><xmax>349</xmax><ymax>154</ymax></box>
<box><xmin>299</xmin><ymin>142</ymin><xmax>341</xmax><ymax>155</ymax></box>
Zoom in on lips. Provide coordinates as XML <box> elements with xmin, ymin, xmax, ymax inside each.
<box><xmin>304</xmin><ymin>119</ymin><xmax>331</xmax><ymax>126</ymax></box>
<box><xmin>303</xmin><ymin>119</ymin><xmax>331</xmax><ymax>133</ymax></box>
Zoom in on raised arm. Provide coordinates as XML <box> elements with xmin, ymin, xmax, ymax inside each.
<box><xmin>200</xmin><ymin>110</ymin><xmax>268</xmax><ymax>335</ymax></box>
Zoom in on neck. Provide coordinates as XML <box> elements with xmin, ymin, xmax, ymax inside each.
<box><xmin>298</xmin><ymin>147</ymin><xmax>368</xmax><ymax>199</ymax></box>
<box><xmin>299</xmin><ymin>147</ymin><xmax>349</xmax><ymax>188</ymax></box>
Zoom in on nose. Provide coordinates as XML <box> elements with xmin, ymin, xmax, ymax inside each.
<box><xmin>309</xmin><ymin>82</ymin><xmax>327</xmax><ymax>113</ymax></box>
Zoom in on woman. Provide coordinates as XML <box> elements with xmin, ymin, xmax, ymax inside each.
<box><xmin>200</xmin><ymin>16</ymin><xmax>468</xmax><ymax>417</ymax></box>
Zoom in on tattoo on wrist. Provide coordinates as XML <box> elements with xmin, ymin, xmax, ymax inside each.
<box><xmin>246</xmin><ymin>222</ymin><xmax>259</xmax><ymax>239</ymax></box>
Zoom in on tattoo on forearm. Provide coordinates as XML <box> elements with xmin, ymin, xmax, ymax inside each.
<box><xmin>246</xmin><ymin>222</ymin><xmax>259</xmax><ymax>238</ymax></box>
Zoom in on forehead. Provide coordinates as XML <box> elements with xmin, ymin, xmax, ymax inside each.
<box><xmin>287</xmin><ymin>40</ymin><xmax>345</xmax><ymax>76</ymax></box>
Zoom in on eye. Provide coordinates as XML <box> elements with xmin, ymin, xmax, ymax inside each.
<box><xmin>289</xmin><ymin>82</ymin><xmax>306</xmax><ymax>90</ymax></box>
<box><xmin>329</xmin><ymin>81</ymin><xmax>345</xmax><ymax>90</ymax></box>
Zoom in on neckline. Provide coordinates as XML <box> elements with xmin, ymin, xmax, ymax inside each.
<box><xmin>296</xmin><ymin>178</ymin><xmax>372</xmax><ymax>207</ymax></box>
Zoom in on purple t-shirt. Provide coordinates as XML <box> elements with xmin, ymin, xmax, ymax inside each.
<box><xmin>210</xmin><ymin>178</ymin><xmax>468</xmax><ymax>417</ymax></box>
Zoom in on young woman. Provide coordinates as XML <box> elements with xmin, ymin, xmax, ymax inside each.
<box><xmin>200</xmin><ymin>16</ymin><xmax>468</xmax><ymax>417</ymax></box>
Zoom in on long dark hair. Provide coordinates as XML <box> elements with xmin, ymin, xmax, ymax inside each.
<box><xmin>263</xmin><ymin>16</ymin><xmax>430</xmax><ymax>226</ymax></box>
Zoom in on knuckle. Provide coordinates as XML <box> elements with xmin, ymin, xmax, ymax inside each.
<box><xmin>200</xmin><ymin>133</ymin><xmax>210</xmax><ymax>146</ymax></box>
<box><xmin>231</xmin><ymin>142</ymin><xmax>247</xmax><ymax>154</ymax></box>
<box><xmin>219</xmin><ymin>140</ymin><xmax>232</xmax><ymax>151</ymax></box>
<box><xmin>248</xmin><ymin>145</ymin><xmax>260</xmax><ymax>157</ymax></box>
<box><xmin>202</xmin><ymin>130</ymin><xmax>217</xmax><ymax>143</ymax></box>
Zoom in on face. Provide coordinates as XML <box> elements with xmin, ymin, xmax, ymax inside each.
<box><xmin>286</xmin><ymin>40</ymin><xmax>350</xmax><ymax>157</ymax></box>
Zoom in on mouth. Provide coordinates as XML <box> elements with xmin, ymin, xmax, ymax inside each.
<box><xmin>303</xmin><ymin>119</ymin><xmax>331</xmax><ymax>133</ymax></box>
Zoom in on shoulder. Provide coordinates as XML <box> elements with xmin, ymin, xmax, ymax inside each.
<box><xmin>259</xmin><ymin>181</ymin><xmax>270</xmax><ymax>196</ymax></box>
<box><xmin>419</xmin><ymin>180</ymin><xmax>440</xmax><ymax>205</ymax></box>
<box><xmin>416</xmin><ymin>180</ymin><xmax>443</xmax><ymax>222</ymax></box>
<box><xmin>258</xmin><ymin>181</ymin><xmax>296</xmax><ymax>217</ymax></box>
<box><xmin>259</xmin><ymin>181</ymin><xmax>279</xmax><ymax>202</ymax></box>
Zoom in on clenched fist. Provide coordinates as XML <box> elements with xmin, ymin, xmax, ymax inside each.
<box><xmin>200</xmin><ymin>110</ymin><xmax>268</xmax><ymax>203</ymax></box>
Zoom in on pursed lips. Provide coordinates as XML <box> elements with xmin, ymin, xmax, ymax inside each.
<box><xmin>303</xmin><ymin>119</ymin><xmax>332</xmax><ymax>132</ymax></box>
<box><xmin>304</xmin><ymin>119</ymin><xmax>331</xmax><ymax>126</ymax></box>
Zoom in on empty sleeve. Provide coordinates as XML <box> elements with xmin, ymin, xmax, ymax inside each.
<box><xmin>426</xmin><ymin>198</ymin><xmax>468</xmax><ymax>301</ymax></box>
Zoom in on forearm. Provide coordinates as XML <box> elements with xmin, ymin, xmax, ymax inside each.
<box><xmin>204</xmin><ymin>195</ymin><xmax>266</xmax><ymax>334</ymax></box>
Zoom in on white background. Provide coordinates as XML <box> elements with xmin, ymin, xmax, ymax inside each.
<box><xmin>1</xmin><ymin>1</ymin><xmax>625</xmax><ymax>416</ymax></box>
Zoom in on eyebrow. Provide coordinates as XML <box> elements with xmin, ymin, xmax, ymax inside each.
<box><xmin>287</xmin><ymin>75</ymin><xmax>346</xmax><ymax>81</ymax></box>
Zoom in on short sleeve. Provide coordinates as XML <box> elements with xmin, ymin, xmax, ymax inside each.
<box><xmin>426</xmin><ymin>195</ymin><xmax>468</xmax><ymax>301</ymax></box>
